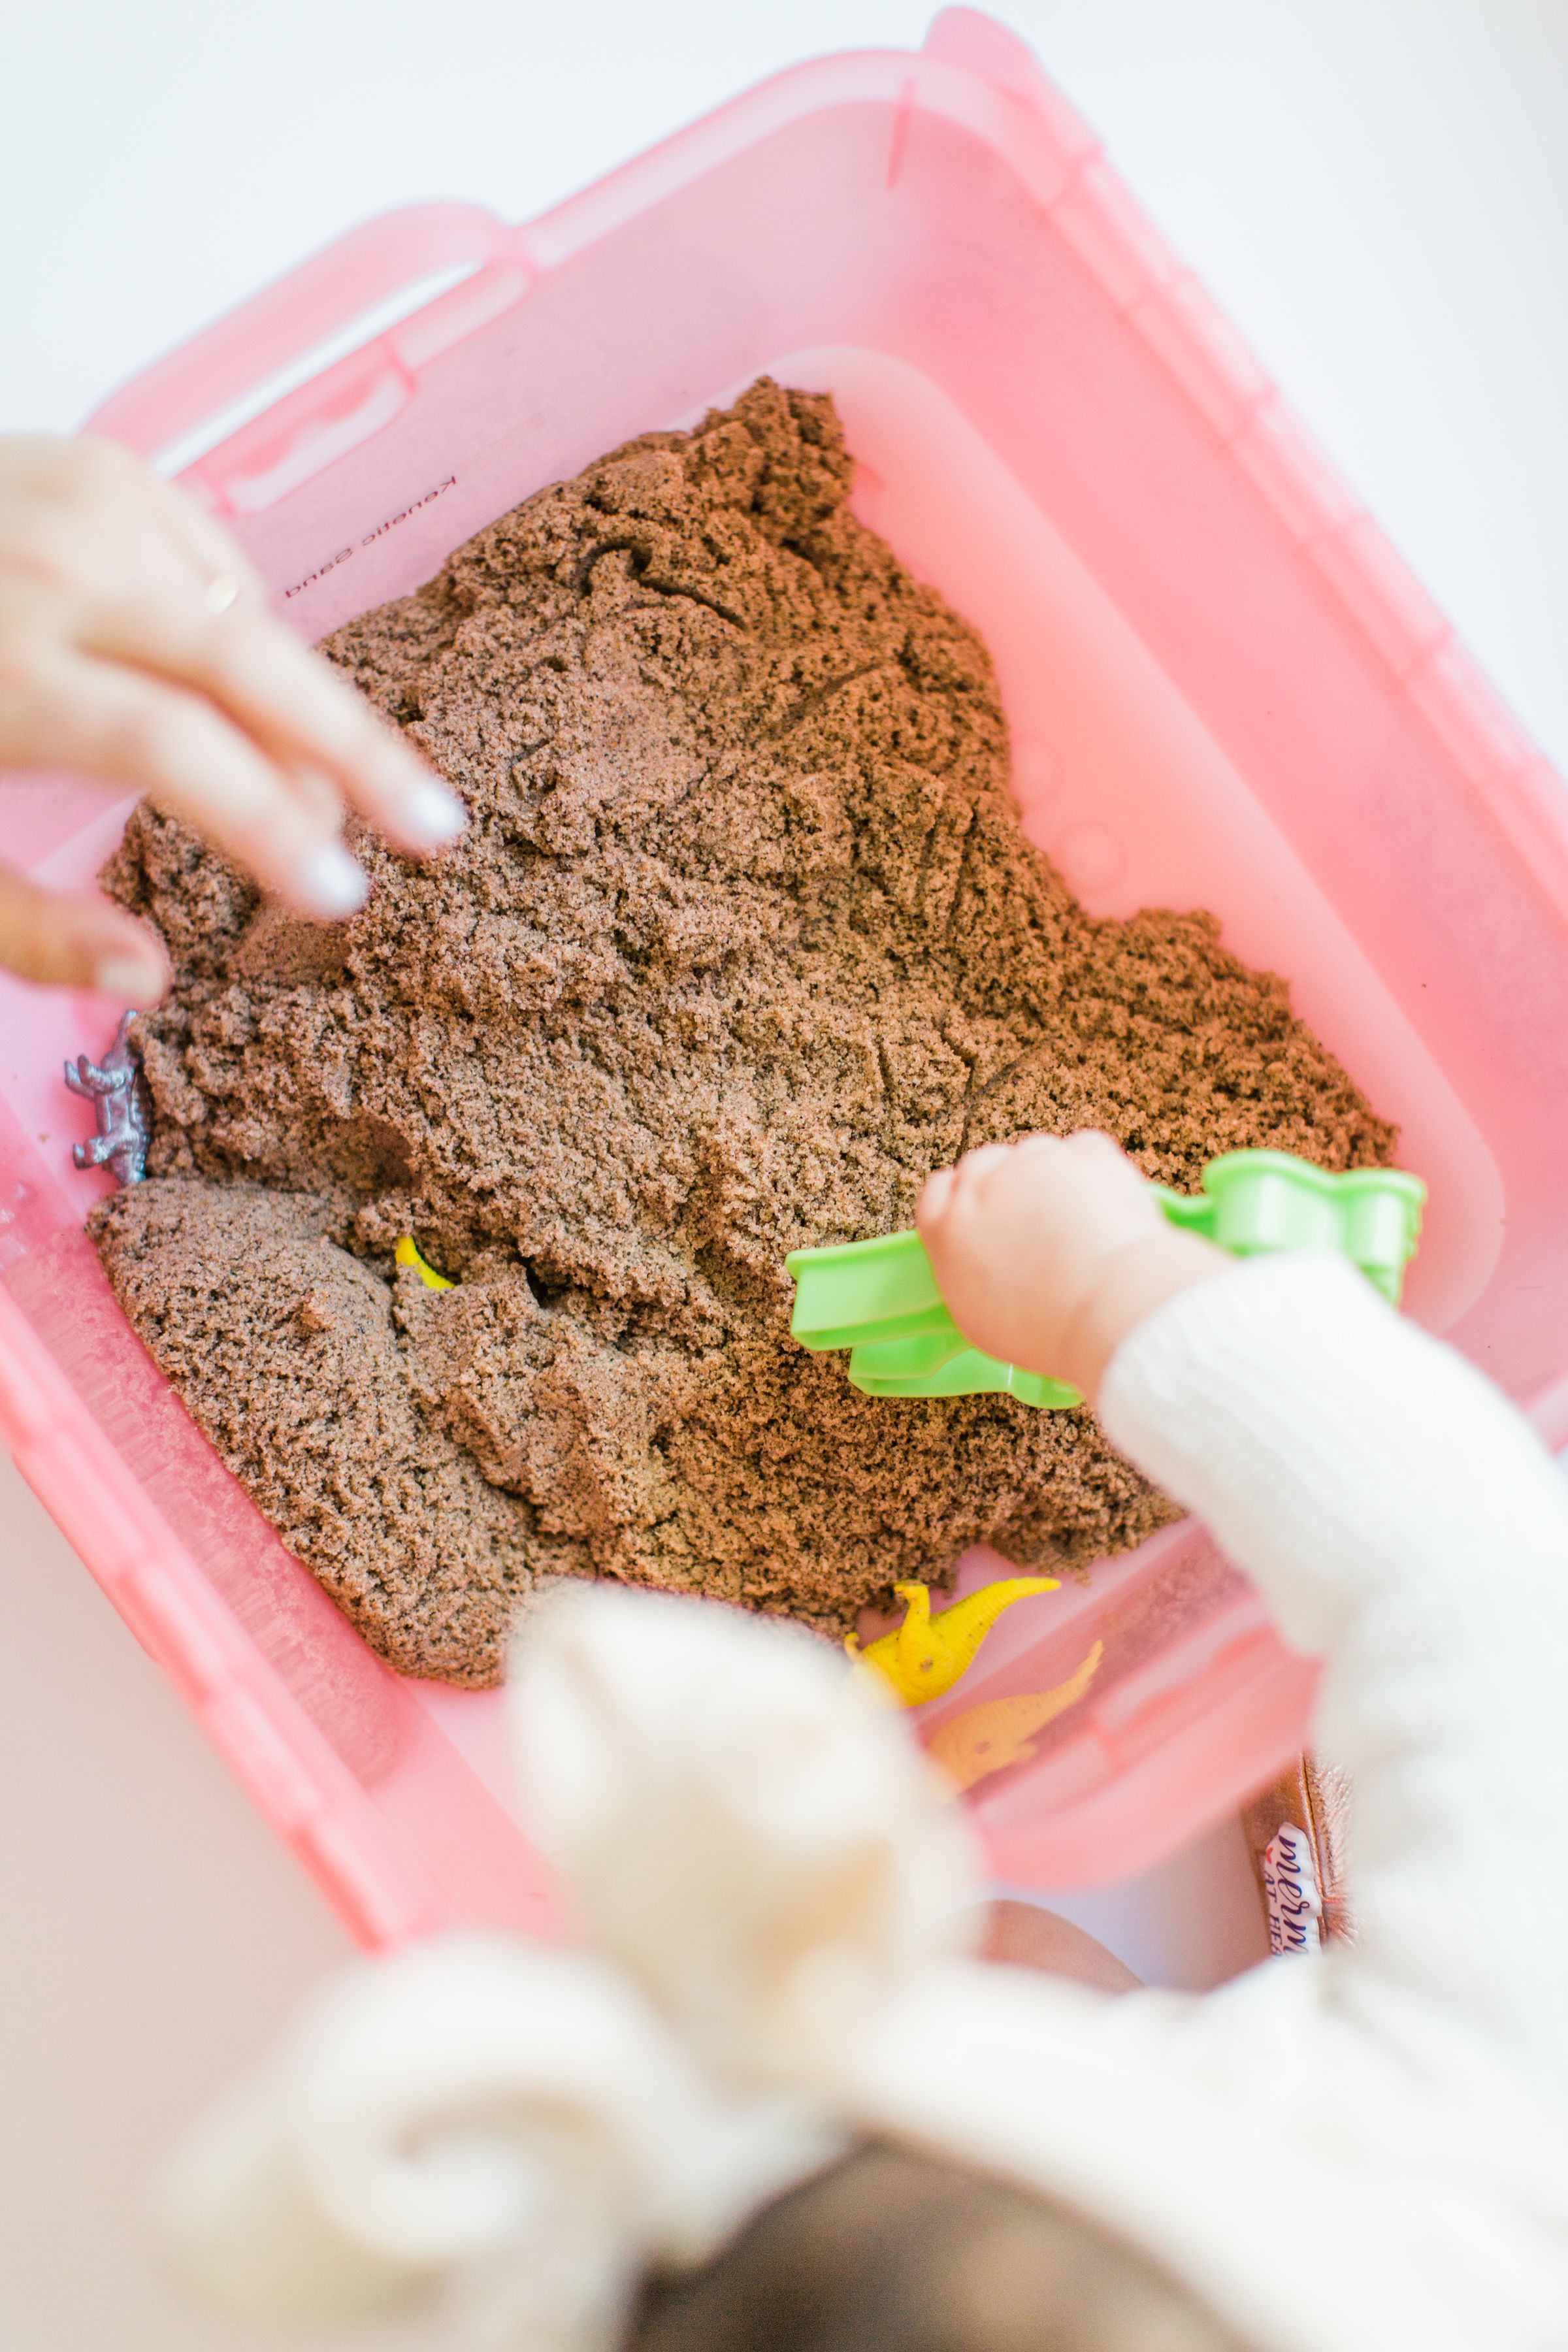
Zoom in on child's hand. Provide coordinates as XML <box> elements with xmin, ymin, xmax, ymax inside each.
<box><xmin>0</xmin><ymin>436</ymin><xmax>466</xmax><ymax>1002</ymax></box>
<box><xmin>917</xmin><ymin>1131</ymin><xmax>1228</xmax><ymax>1401</ymax></box>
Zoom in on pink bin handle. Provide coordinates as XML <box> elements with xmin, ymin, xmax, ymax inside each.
<box><xmin>83</xmin><ymin>203</ymin><xmax>517</xmax><ymax>463</ymax></box>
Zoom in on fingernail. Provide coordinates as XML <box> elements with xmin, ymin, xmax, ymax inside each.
<box><xmin>93</xmin><ymin>953</ymin><xmax>162</xmax><ymax>1002</ymax></box>
<box><xmin>400</xmin><ymin>776</ymin><xmax>468</xmax><ymax>849</ymax></box>
<box><xmin>296</xmin><ymin>840</ymin><xmax>370</xmax><ymax>918</ymax></box>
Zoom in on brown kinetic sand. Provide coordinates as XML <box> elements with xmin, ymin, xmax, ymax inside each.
<box><xmin>90</xmin><ymin>382</ymin><xmax>1397</xmax><ymax>1688</ymax></box>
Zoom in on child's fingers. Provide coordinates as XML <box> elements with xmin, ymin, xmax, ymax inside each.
<box><xmin>10</xmin><ymin>648</ymin><xmax>370</xmax><ymax>916</ymax></box>
<box><xmin>78</xmin><ymin>593</ymin><xmax>466</xmax><ymax>858</ymax></box>
<box><xmin>921</xmin><ymin>1139</ymin><xmax>1044</xmax><ymax>1238</ymax></box>
<box><xmin>943</xmin><ymin>1141</ymin><xmax>1012</xmax><ymax>1207</ymax></box>
<box><xmin>0</xmin><ymin>862</ymin><xmax>171</xmax><ymax>1000</ymax></box>
<box><xmin>958</xmin><ymin>1141</ymin><xmax>1014</xmax><ymax>1178</ymax></box>
<box><xmin>915</xmin><ymin>1164</ymin><xmax>956</xmax><ymax>1228</ymax></box>
<box><xmin>1060</xmin><ymin>1128</ymin><xmax>1134</xmax><ymax>1169</ymax></box>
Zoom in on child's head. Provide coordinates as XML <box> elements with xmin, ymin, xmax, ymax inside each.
<box><xmin>630</xmin><ymin>2144</ymin><xmax>1250</xmax><ymax>2352</ymax></box>
<box><xmin>158</xmin><ymin>1580</ymin><xmax>1260</xmax><ymax>2352</ymax></box>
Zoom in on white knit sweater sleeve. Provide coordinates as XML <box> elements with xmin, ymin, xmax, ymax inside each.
<box><xmin>1097</xmin><ymin>1250</ymin><xmax>1568</xmax><ymax>2098</ymax></box>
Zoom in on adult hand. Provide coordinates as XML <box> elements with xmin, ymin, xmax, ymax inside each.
<box><xmin>917</xmin><ymin>1130</ymin><xmax>1227</xmax><ymax>1401</ymax></box>
<box><xmin>0</xmin><ymin>434</ymin><xmax>465</xmax><ymax>1002</ymax></box>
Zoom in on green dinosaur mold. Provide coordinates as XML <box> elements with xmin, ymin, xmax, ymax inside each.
<box><xmin>783</xmin><ymin>1226</ymin><xmax>951</xmax><ymax>1354</ymax></box>
<box><xmin>849</xmin><ymin>1336</ymin><xmax>1082</xmax><ymax>1409</ymax></box>
<box><xmin>1150</xmin><ymin>1151</ymin><xmax>1426</xmax><ymax>1305</ymax></box>
<box><xmin>785</xmin><ymin>1148</ymin><xmax>1425</xmax><ymax>1410</ymax></box>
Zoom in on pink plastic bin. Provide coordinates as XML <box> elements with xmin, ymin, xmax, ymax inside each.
<box><xmin>6</xmin><ymin>6</ymin><xmax>1568</xmax><ymax>1944</ymax></box>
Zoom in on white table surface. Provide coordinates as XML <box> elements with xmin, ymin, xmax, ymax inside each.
<box><xmin>1</xmin><ymin>5</ymin><xmax>1565</xmax><ymax>2345</ymax></box>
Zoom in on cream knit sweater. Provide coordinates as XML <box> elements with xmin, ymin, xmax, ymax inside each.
<box><xmin>161</xmin><ymin>1253</ymin><xmax>1568</xmax><ymax>2352</ymax></box>
<box><xmin>852</xmin><ymin>1252</ymin><xmax>1568</xmax><ymax>2351</ymax></box>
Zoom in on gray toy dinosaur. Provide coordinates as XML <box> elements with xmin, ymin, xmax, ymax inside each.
<box><xmin>65</xmin><ymin>1011</ymin><xmax>152</xmax><ymax>1187</ymax></box>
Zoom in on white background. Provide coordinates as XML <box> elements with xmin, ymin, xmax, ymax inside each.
<box><xmin>3</xmin><ymin>5</ymin><xmax>1566</xmax><ymax>2345</ymax></box>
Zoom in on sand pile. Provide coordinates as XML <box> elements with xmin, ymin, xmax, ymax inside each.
<box><xmin>91</xmin><ymin>381</ymin><xmax>1395</xmax><ymax>1685</ymax></box>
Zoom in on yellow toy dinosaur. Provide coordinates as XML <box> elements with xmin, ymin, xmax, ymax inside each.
<box><xmin>395</xmin><ymin>1236</ymin><xmax>454</xmax><ymax>1292</ymax></box>
<box><xmin>928</xmin><ymin>1641</ymin><xmax>1104</xmax><ymax>1791</ymax></box>
<box><xmin>847</xmin><ymin>1576</ymin><xmax>1061</xmax><ymax>1707</ymax></box>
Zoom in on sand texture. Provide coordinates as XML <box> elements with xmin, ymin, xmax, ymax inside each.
<box><xmin>91</xmin><ymin>382</ymin><xmax>1396</xmax><ymax>1686</ymax></box>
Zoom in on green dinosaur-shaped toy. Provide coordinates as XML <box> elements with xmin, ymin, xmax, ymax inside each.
<box><xmin>785</xmin><ymin>1148</ymin><xmax>1424</xmax><ymax>1411</ymax></box>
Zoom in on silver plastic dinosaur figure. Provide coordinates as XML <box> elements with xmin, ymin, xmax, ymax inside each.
<box><xmin>65</xmin><ymin>1011</ymin><xmax>152</xmax><ymax>1186</ymax></box>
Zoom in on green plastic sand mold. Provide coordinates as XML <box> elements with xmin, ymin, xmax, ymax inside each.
<box><xmin>785</xmin><ymin>1149</ymin><xmax>1426</xmax><ymax>1412</ymax></box>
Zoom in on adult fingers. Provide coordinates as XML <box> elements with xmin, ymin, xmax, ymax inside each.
<box><xmin>8</xmin><ymin>647</ymin><xmax>370</xmax><ymax>916</ymax></box>
<box><xmin>10</xmin><ymin>442</ymin><xmax>463</xmax><ymax>864</ymax></box>
<box><xmin>69</xmin><ymin>436</ymin><xmax>269</xmax><ymax>613</ymax></box>
<box><xmin>284</xmin><ymin>759</ymin><xmax>349</xmax><ymax>834</ymax></box>
<box><xmin>136</xmin><ymin>460</ymin><xmax>270</xmax><ymax>612</ymax></box>
<box><xmin>0</xmin><ymin>862</ymin><xmax>170</xmax><ymax>1000</ymax></box>
<box><xmin>80</xmin><ymin>589</ymin><xmax>466</xmax><ymax>860</ymax></box>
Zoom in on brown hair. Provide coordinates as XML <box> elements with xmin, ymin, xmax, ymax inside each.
<box><xmin>628</xmin><ymin>2144</ymin><xmax>1252</xmax><ymax>2352</ymax></box>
